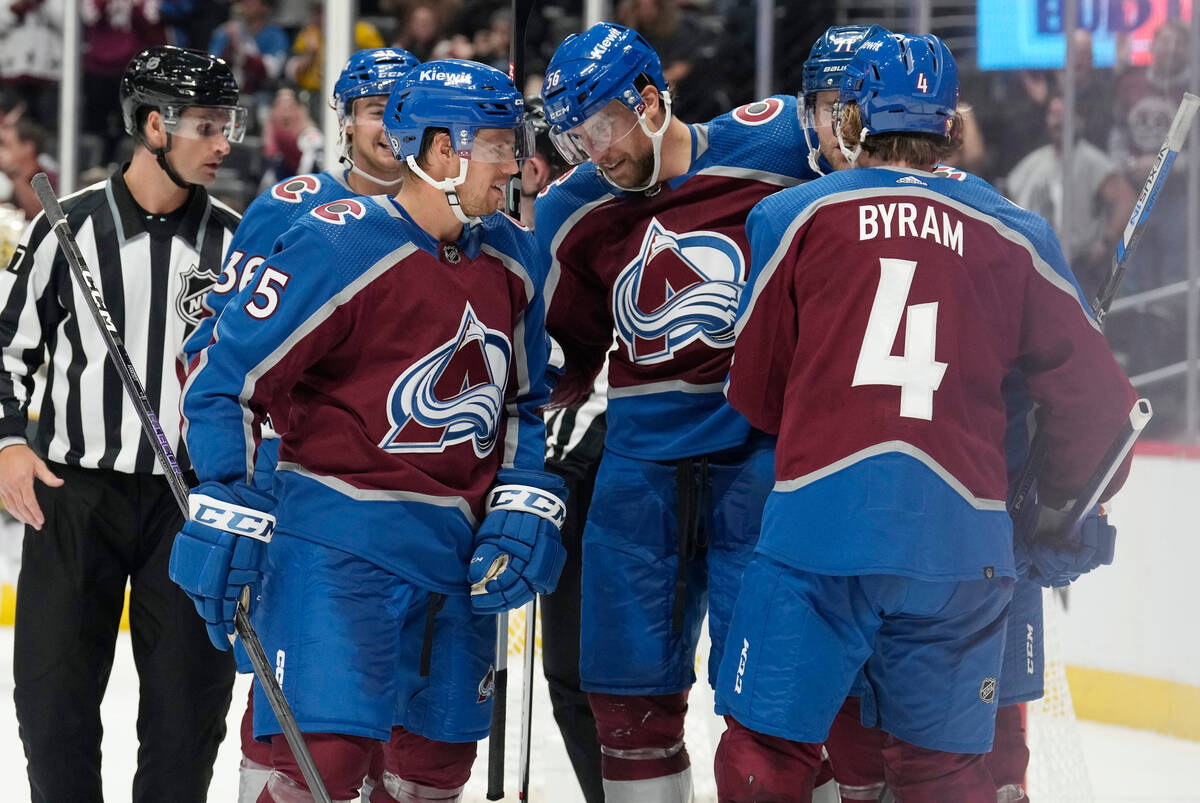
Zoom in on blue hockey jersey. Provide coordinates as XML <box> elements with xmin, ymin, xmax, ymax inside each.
<box><xmin>535</xmin><ymin>96</ymin><xmax>819</xmax><ymax>460</ymax></box>
<box><xmin>183</xmin><ymin>169</ymin><xmax>355</xmax><ymax>366</ymax></box>
<box><xmin>183</xmin><ymin>195</ymin><xmax>550</xmax><ymax>593</ymax></box>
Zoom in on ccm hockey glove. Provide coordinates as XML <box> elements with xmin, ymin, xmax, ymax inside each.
<box><xmin>169</xmin><ymin>481</ymin><xmax>275</xmax><ymax>650</ymax></box>
<box><xmin>1022</xmin><ymin>503</ymin><xmax>1116</xmax><ymax>588</ymax></box>
<box><xmin>468</xmin><ymin>469</ymin><xmax>567</xmax><ymax>615</ymax></box>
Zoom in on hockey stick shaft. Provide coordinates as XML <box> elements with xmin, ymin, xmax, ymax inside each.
<box><xmin>1094</xmin><ymin>92</ymin><xmax>1199</xmax><ymax>324</ymax></box>
<box><xmin>486</xmin><ymin>611</ymin><xmax>509</xmax><ymax>800</ymax></box>
<box><xmin>1058</xmin><ymin>398</ymin><xmax>1152</xmax><ymax>535</ymax></box>
<box><xmin>518</xmin><ymin>597</ymin><xmax>537</xmax><ymax>800</ymax></box>
<box><xmin>1010</xmin><ymin>92</ymin><xmax>1199</xmax><ymax>518</ymax></box>
<box><xmin>31</xmin><ymin>173</ymin><xmax>333</xmax><ymax>803</ymax></box>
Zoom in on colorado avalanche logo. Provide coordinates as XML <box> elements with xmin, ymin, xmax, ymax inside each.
<box><xmin>310</xmin><ymin>199</ymin><xmax>367</xmax><ymax>225</ymax></box>
<box><xmin>270</xmin><ymin>175</ymin><xmax>321</xmax><ymax>203</ymax></box>
<box><xmin>379</xmin><ymin>304</ymin><xmax>511</xmax><ymax>457</ymax></box>
<box><xmin>612</xmin><ymin>219</ymin><xmax>746</xmax><ymax>364</ymax></box>
<box><xmin>732</xmin><ymin>97</ymin><xmax>784</xmax><ymax>126</ymax></box>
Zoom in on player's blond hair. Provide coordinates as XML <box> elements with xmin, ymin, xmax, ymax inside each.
<box><xmin>836</xmin><ymin>101</ymin><xmax>967</xmax><ymax>167</ymax></box>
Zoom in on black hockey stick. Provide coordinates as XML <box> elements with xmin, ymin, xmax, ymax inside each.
<box><xmin>1008</xmin><ymin>92</ymin><xmax>1199</xmax><ymax>519</ymax></box>
<box><xmin>31</xmin><ymin>173</ymin><xmax>333</xmax><ymax>803</ymax></box>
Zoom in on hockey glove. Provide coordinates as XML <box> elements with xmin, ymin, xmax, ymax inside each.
<box><xmin>168</xmin><ymin>481</ymin><xmax>276</xmax><ymax>650</ymax></box>
<box><xmin>468</xmin><ymin>469</ymin><xmax>568</xmax><ymax>615</ymax></box>
<box><xmin>1022</xmin><ymin>503</ymin><xmax>1116</xmax><ymax>588</ymax></box>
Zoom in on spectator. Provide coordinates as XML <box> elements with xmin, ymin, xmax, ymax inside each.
<box><xmin>0</xmin><ymin>116</ymin><xmax>57</xmax><ymax>218</ymax></box>
<box><xmin>616</xmin><ymin>0</ymin><xmax>719</xmax><ymax>120</ymax></box>
<box><xmin>81</xmin><ymin>0</ymin><xmax>168</xmax><ymax>163</ymax></box>
<box><xmin>391</xmin><ymin>0</ymin><xmax>444</xmax><ymax>61</ymax></box>
<box><xmin>259</xmin><ymin>86</ymin><xmax>321</xmax><ymax>186</ymax></box>
<box><xmin>161</xmin><ymin>0</ymin><xmax>230</xmax><ymax>50</ymax></box>
<box><xmin>1065</xmin><ymin>28</ymin><xmax>1116</xmax><ymax>153</ymax></box>
<box><xmin>1110</xmin><ymin>19</ymin><xmax>1191</xmax><ymax>182</ymax></box>
<box><xmin>208</xmin><ymin>0</ymin><xmax>289</xmax><ymax>98</ymax></box>
<box><xmin>0</xmin><ymin>0</ymin><xmax>63</xmax><ymax>129</ymax></box>
<box><xmin>1007</xmin><ymin>94</ymin><xmax>1136</xmax><ymax>300</ymax></box>
<box><xmin>471</xmin><ymin>8</ymin><xmax>511</xmax><ymax>72</ymax></box>
<box><xmin>286</xmin><ymin>1</ymin><xmax>383</xmax><ymax>99</ymax></box>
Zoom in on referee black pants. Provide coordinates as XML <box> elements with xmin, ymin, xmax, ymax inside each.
<box><xmin>542</xmin><ymin>456</ymin><xmax>605</xmax><ymax>803</ymax></box>
<box><xmin>13</xmin><ymin>462</ymin><xmax>235</xmax><ymax>803</ymax></box>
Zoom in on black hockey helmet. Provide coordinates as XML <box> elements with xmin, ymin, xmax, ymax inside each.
<box><xmin>119</xmin><ymin>46</ymin><xmax>242</xmax><ymax>139</ymax></box>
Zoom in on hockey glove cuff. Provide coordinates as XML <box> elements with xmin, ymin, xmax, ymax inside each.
<box><xmin>1024</xmin><ymin>504</ymin><xmax>1116</xmax><ymax>588</ymax></box>
<box><xmin>468</xmin><ymin>476</ymin><xmax>567</xmax><ymax>615</ymax></box>
<box><xmin>169</xmin><ymin>481</ymin><xmax>275</xmax><ymax>650</ymax></box>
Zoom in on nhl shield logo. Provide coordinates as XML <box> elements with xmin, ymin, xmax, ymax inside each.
<box><xmin>979</xmin><ymin>677</ymin><xmax>997</xmax><ymax>704</ymax></box>
<box><xmin>176</xmin><ymin>262</ymin><xmax>219</xmax><ymax>327</ymax></box>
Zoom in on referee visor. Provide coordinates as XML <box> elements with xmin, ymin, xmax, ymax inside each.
<box><xmin>161</xmin><ymin>104</ymin><xmax>249</xmax><ymax>144</ymax></box>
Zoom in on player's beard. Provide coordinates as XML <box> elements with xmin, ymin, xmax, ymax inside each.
<box><xmin>603</xmin><ymin>146</ymin><xmax>657</xmax><ymax>191</ymax></box>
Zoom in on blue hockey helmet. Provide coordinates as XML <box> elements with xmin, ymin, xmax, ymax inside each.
<box><xmin>541</xmin><ymin>22</ymin><xmax>666</xmax><ymax>134</ymax></box>
<box><xmin>384</xmin><ymin>59</ymin><xmax>532</xmax><ymax>163</ymax></box>
<box><xmin>802</xmin><ymin>25</ymin><xmax>890</xmax><ymax>98</ymax></box>
<box><xmin>838</xmin><ymin>32</ymin><xmax>959</xmax><ymax>138</ymax></box>
<box><xmin>332</xmin><ymin>48</ymin><xmax>420</xmax><ymax>121</ymax></box>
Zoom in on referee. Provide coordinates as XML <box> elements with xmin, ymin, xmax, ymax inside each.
<box><xmin>0</xmin><ymin>47</ymin><xmax>244</xmax><ymax>802</ymax></box>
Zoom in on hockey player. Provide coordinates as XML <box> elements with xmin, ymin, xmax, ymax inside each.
<box><xmin>714</xmin><ymin>31</ymin><xmax>1137</xmax><ymax>802</ymax></box>
<box><xmin>536</xmin><ymin>21</ymin><xmax>821</xmax><ymax>802</ymax></box>
<box><xmin>181</xmin><ymin>46</ymin><xmax>418</xmax><ymax>803</ymax></box>
<box><xmin>1</xmin><ymin>46</ymin><xmax>244</xmax><ymax>802</ymax></box>
<box><xmin>171</xmin><ymin>59</ymin><xmax>562</xmax><ymax>803</ymax></box>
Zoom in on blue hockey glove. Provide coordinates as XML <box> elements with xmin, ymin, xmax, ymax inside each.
<box><xmin>168</xmin><ymin>481</ymin><xmax>276</xmax><ymax>650</ymax></box>
<box><xmin>468</xmin><ymin>470</ymin><xmax>568</xmax><ymax>615</ymax></box>
<box><xmin>1022</xmin><ymin>504</ymin><xmax>1116</xmax><ymax>588</ymax></box>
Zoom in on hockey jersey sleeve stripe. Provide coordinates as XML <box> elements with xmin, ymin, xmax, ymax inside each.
<box><xmin>774</xmin><ymin>439</ymin><xmax>1008</xmax><ymax>512</ymax></box>
<box><xmin>275</xmin><ymin>460</ymin><xmax>478</xmax><ymax>526</ymax></box>
<box><xmin>608</xmin><ymin>379</ymin><xmax>726</xmax><ymax>399</ymax></box>
<box><xmin>736</xmin><ymin>199</ymin><xmax>811</xmax><ymax>341</ymax></box>
<box><xmin>694</xmin><ymin>164</ymin><xmax>807</xmax><ymax>188</ymax></box>
<box><xmin>0</xmin><ymin>211</ymin><xmax>55</xmax><ymax>438</ymax></box>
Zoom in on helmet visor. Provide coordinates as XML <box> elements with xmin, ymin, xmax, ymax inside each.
<box><xmin>549</xmin><ymin>101</ymin><xmax>640</xmax><ymax>165</ymax></box>
<box><xmin>162</xmin><ymin>105</ymin><xmax>249</xmax><ymax>144</ymax></box>
<box><xmin>801</xmin><ymin>91</ymin><xmax>838</xmax><ymax>136</ymax></box>
<box><xmin>467</xmin><ymin>122</ymin><xmax>536</xmax><ymax>163</ymax></box>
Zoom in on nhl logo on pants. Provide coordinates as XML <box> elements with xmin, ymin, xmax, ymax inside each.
<box><xmin>979</xmin><ymin>677</ymin><xmax>997</xmax><ymax>704</ymax></box>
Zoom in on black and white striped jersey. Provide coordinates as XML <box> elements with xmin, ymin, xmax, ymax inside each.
<box><xmin>545</xmin><ymin>361</ymin><xmax>608</xmax><ymax>476</ymax></box>
<box><xmin>0</xmin><ymin>169</ymin><xmax>239</xmax><ymax>474</ymax></box>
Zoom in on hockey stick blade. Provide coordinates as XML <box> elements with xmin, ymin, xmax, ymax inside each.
<box><xmin>31</xmin><ymin>173</ymin><xmax>333</xmax><ymax>803</ymax></box>
<box><xmin>1094</xmin><ymin>91</ymin><xmax>1199</xmax><ymax>323</ymax></box>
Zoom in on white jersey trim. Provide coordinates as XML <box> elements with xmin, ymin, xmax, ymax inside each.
<box><xmin>773</xmin><ymin>439</ymin><xmax>1008</xmax><ymax>512</ymax></box>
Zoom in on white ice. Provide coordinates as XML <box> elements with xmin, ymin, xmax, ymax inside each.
<box><xmin>2</xmin><ymin>628</ymin><xmax>1199</xmax><ymax>802</ymax></box>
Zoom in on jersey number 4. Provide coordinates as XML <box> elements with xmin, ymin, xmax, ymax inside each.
<box><xmin>852</xmin><ymin>258</ymin><xmax>947</xmax><ymax>420</ymax></box>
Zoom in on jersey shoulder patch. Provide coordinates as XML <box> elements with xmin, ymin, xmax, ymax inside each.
<box><xmin>730</xmin><ymin>97</ymin><xmax>787</xmax><ymax>127</ymax></box>
<box><xmin>310</xmin><ymin>198</ymin><xmax>369</xmax><ymax>225</ymax></box>
<box><xmin>270</xmin><ymin>174</ymin><xmax>324</xmax><ymax>203</ymax></box>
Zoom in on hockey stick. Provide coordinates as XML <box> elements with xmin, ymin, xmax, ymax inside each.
<box><xmin>486</xmin><ymin>610</ymin><xmax>509</xmax><ymax>800</ymax></box>
<box><xmin>518</xmin><ymin>597</ymin><xmax>537</xmax><ymax>801</ymax></box>
<box><xmin>31</xmin><ymin>173</ymin><xmax>333</xmax><ymax>803</ymax></box>
<box><xmin>1009</xmin><ymin>92</ymin><xmax>1199</xmax><ymax>518</ymax></box>
<box><xmin>489</xmin><ymin>0</ymin><xmax>539</xmax><ymax>797</ymax></box>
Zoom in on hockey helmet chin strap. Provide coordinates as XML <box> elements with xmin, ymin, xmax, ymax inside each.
<box><xmin>406</xmin><ymin>154</ymin><xmax>480</xmax><ymax>226</ymax></box>
<box><xmin>837</xmin><ymin>125</ymin><xmax>866</xmax><ymax>168</ymax></box>
<box><xmin>338</xmin><ymin>128</ymin><xmax>405</xmax><ymax>188</ymax></box>
<box><xmin>152</xmin><ymin>134</ymin><xmax>195</xmax><ymax>190</ymax></box>
<box><xmin>804</xmin><ymin>127</ymin><xmax>834</xmax><ymax>176</ymax></box>
<box><xmin>600</xmin><ymin>90</ymin><xmax>673</xmax><ymax>194</ymax></box>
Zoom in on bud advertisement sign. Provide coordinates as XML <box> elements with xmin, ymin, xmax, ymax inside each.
<box><xmin>978</xmin><ymin>0</ymin><xmax>1192</xmax><ymax>69</ymax></box>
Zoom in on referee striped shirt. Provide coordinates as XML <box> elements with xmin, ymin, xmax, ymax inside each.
<box><xmin>0</xmin><ymin>169</ymin><xmax>239</xmax><ymax>474</ymax></box>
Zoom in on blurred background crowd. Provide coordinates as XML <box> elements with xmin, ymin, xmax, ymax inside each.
<box><xmin>0</xmin><ymin>0</ymin><xmax>1196</xmax><ymax>442</ymax></box>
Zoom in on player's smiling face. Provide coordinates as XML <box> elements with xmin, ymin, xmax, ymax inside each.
<box><xmin>577</xmin><ymin>99</ymin><xmax>656</xmax><ymax>189</ymax></box>
<box><xmin>457</xmin><ymin>128</ymin><xmax>521</xmax><ymax>217</ymax></box>
<box><xmin>347</xmin><ymin>96</ymin><xmax>404</xmax><ymax>181</ymax></box>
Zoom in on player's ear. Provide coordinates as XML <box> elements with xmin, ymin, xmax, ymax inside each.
<box><xmin>639</xmin><ymin>84</ymin><xmax>660</xmax><ymax>116</ymax></box>
<box><xmin>434</xmin><ymin>131</ymin><xmax>456</xmax><ymax>168</ymax></box>
<box><xmin>143</xmin><ymin>109</ymin><xmax>167</xmax><ymax>150</ymax></box>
